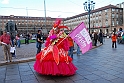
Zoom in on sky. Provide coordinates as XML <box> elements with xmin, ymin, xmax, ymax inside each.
<box><xmin>0</xmin><ymin>0</ymin><xmax>123</xmax><ymax>18</ymax></box>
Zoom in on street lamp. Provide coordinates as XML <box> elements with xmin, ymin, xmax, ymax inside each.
<box><xmin>26</xmin><ymin>7</ymin><xmax>28</xmax><ymax>34</ymax></box>
<box><xmin>41</xmin><ymin>0</ymin><xmax>48</xmax><ymax>35</ymax></box>
<box><xmin>44</xmin><ymin>0</ymin><xmax>47</xmax><ymax>31</ymax></box>
<box><xmin>83</xmin><ymin>0</ymin><xmax>95</xmax><ymax>34</ymax></box>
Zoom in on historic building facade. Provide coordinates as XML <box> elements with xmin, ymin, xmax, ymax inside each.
<box><xmin>116</xmin><ymin>2</ymin><xmax>124</xmax><ymax>29</ymax></box>
<box><xmin>64</xmin><ymin>4</ymin><xmax>123</xmax><ymax>34</ymax></box>
<box><xmin>0</xmin><ymin>15</ymin><xmax>58</xmax><ymax>35</ymax></box>
<box><xmin>0</xmin><ymin>4</ymin><xmax>123</xmax><ymax>35</ymax></box>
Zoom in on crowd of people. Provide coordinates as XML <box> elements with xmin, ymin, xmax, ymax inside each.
<box><xmin>117</xmin><ymin>30</ymin><xmax>124</xmax><ymax>44</ymax></box>
<box><xmin>0</xmin><ymin>30</ymin><xmax>32</xmax><ymax>62</ymax></box>
<box><xmin>0</xmin><ymin>18</ymin><xmax>78</xmax><ymax>75</ymax></box>
<box><xmin>90</xmin><ymin>30</ymin><xmax>104</xmax><ymax>46</ymax></box>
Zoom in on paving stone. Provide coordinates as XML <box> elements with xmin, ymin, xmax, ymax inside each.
<box><xmin>5</xmin><ymin>74</ymin><xmax>20</xmax><ymax>80</ymax></box>
<box><xmin>19</xmin><ymin>70</ymin><xmax>34</xmax><ymax>76</ymax></box>
<box><xmin>0</xmin><ymin>75</ymin><xmax>5</xmax><ymax>79</ymax></box>
<box><xmin>92</xmin><ymin>78</ymin><xmax>112</xmax><ymax>83</ymax></box>
<box><xmin>22</xmin><ymin>79</ymin><xmax>39</xmax><ymax>83</ymax></box>
<box><xmin>20</xmin><ymin>74</ymin><xmax>37</xmax><ymax>81</ymax></box>
<box><xmin>111</xmin><ymin>78</ymin><xmax>124</xmax><ymax>83</ymax></box>
<box><xmin>6</xmin><ymin>71</ymin><xmax>20</xmax><ymax>76</ymax></box>
<box><xmin>74</xmin><ymin>79</ymin><xmax>93</xmax><ymax>83</ymax></box>
<box><xmin>84</xmin><ymin>74</ymin><xmax>102</xmax><ymax>81</ymax></box>
<box><xmin>104</xmin><ymin>69</ymin><xmax>121</xmax><ymax>75</ymax></box>
<box><xmin>92</xmin><ymin>70</ymin><xmax>107</xmax><ymax>76</ymax></box>
<box><xmin>99</xmin><ymin>73</ymin><xmax>118</xmax><ymax>80</ymax></box>
<box><xmin>0</xmin><ymin>79</ymin><xmax>4</xmax><ymax>83</ymax></box>
<box><xmin>77</xmin><ymin>70</ymin><xmax>92</xmax><ymax>76</ymax></box>
<box><xmin>69</xmin><ymin>74</ymin><xmax>85</xmax><ymax>81</ymax></box>
<box><xmin>52</xmin><ymin>76</ymin><xmax>70</xmax><ymax>82</ymax></box>
<box><xmin>114</xmin><ymin>73</ymin><xmax>124</xmax><ymax>79</ymax></box>
<box><xmin>55</xmin><ymin>79</ymin><xmax>74</xmax><ymax>83</ymax></box>
<box><xmin>5</xmin><ymin>79</ymin><xmax>21</xmax><ymax>83</ymax></box>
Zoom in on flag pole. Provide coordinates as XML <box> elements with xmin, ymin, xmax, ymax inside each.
<box><xmin>56</xmin><ymin>30</ymin><xmax>72</xmax><ymax>46</ymax></box>
<box><xmin>56</xmin><ymin>34</ymin><xmax>69</xmax><ymax>46</ymax></box>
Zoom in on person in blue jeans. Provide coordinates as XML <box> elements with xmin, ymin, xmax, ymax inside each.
<box><xmin>10</xmin><ymin>33</ymin><xmax>15</xmax><ymax>47</ymax></box>
<box><xmin>68</xmin><ymin>36</ymin><xmax>74</xmax><ymax>59</ymax></box>
<box><xmin>17</xmin><ymin>39</ymin><xmax>21</xmax><ymax>48</ymax></box>
<box><xmin>36</xmin><ymin>30</ymin><xmax>43</xmax><ymax>54</ymax></box>
<box><xmin>16</xmin><ymin>34</ymin><xmax>21</xmax><ymax>48</ymax></box>
<box><xmin>76</xmin><ymin>44</ymin><xmax>81</xmax><ymax>55</ymax></box>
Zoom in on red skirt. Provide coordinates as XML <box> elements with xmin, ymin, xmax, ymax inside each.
<box><xmin>34</xmin><ymin>52</ymin><xmax>77</xmax><ymax>76</ymax></box>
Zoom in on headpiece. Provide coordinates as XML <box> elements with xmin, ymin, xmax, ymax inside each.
<box><xmin>53</xmin><ymin>18</ymin><xmax>69</xmax><ymax>30</ymax></box>
<box><xmin>49</xmin><ymin>18</ymin><xmax>69</xmax><ymax>37</ymax></box>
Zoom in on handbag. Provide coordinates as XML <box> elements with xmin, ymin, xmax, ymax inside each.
<box><xmin>10</xmin><ymin>47</ymin><xmax>16</xmax><ymax>57</ymax></box>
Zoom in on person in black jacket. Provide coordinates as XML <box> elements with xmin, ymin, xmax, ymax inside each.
<box><xmin>36</xmin><ymin>30</ymin><xmax>43</xmax><ymax>54</ymax></box>
<box><xmin>98</xmin><ymin>30</ymin><xmax>103</xmax><ymax>44</ymax></box>
<box><xmin>94</xmin><ymin>32</ymin><xmax>98</xmax><ymax>46</ymax></box>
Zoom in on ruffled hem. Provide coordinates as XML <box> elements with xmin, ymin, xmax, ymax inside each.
<box><xmin>34</xmin><ymin>60</ymin><xmax>77</xmax><ymax>76</ymax></box>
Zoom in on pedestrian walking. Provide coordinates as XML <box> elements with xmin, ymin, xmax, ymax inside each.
<box><xmin>25</xmin><ymin>33</ymin><xmax>30</xmax><ymax>44</ymax></box>
<box><xmin>98</xmin><ymin>30</ymin><xmax>103</xmax><ymax>44</ymax></box>
<box><xmin>0</xmin><ymin>30</ymin><xmax>12</xmax><ymax>63</ymax></box>
<box><xmin>10</xmin><ymin>33</ymin><xmax>15</xmax><ymax>47</ymax></box>
<box><xmin>36</xmin><ymin>30</ymin><xmax>43</xmax><ymax>54</ymax></box>
<box><xmin>16</xmin><ymin>34</ymin><xmax>21</xmax><ymax>48</ymax></box>
<box><xmin>68</xmin><ymin>36</ymin><xmax>74</xmax><ymax>59</ymax></box>
<box><xmin>94</xmin><ymin>31</ymin><xmax>98</xmax><ymax>46</ymax></box>
<box><xmin>111</xmin><ymin>32</ymin><xmax>117</xmax><ymax>48</ymax></box>
<box><xmin>76</xmin><ymin>44</ymin><xmax>81</xmax><ymax>55</ymax></box>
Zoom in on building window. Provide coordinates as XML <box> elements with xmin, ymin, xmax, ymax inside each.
<box><xmin>116</xmin><ymin>9</ymin><xmax>118</xmax><ymax>12</ymax></box>
<box><xmin>96</xmin><ymin>12</ymin><xmax>98</xmax><ymax>15</ymax></box>
<box><xmin>112</xmin><ymin>9</ymin><xmax>115</xmax><ymax>12</ymax></box>
<box><xmin>116</xmin><ymin>21</ymin><xmax>119</xmax><ymax>25</ymax></box>
<box><xmin>96</xmin><ymin>23</ymin><xmax>98</xmax><ymax>27</ymax></box>
<box><xmin>116</xmin><ymin>14</ymin><xmax>118</xmax><ymax>18</ymax></box>
<box><xmin>38</xmin><ymin>20</ymin><xmax>40</xmax><ymax>22</ymax></box>
<box><xmin>105</xmin><ymin>9</ymin><xmax>108</xmax><ymax>12</ymax></box>
<box><xmin>96</xmin><ymin>16</ymin><xmax>98</xmax><ymax>20</ymax></box>
<box><xmin>112</xmin><ymin>14</ymin><xmax>115</xmax><ymax>18</ymax></box>
<box><xmin>120</xmin><ymin>19</ymin><xmax>123</xmax><ymax>25</ymax></box>
<box><xmin>106</xmin><ymin>14</ymin><xmax>108</xmax><ymax>18</ymax></box>
<box><xmin>120</xmin><ymin>15</ymin><xmax>123</xmax><ymax>18</ymax></box>
<box><xmin>105</xmin><ymin>21</ymin><xmax>108</xmax><ymax>26</ymax></box>
<box><xmin>120</xmin><ymin>10</ymin><xmax>122</xmax><ymax>12</ymax></box>
<box><xmin>112</xmin><ymin>21</ymin><xmax>114</xmax><ymax>26</ymax></box>
<box><xmin>99</xmin><ymin>22</ymin><xmax>102</xmax><ymax>27</ymax></box>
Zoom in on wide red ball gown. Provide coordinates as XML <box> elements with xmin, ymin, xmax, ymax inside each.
<box><xmin>34</xmin><ymin>35</ymin><xmax>77</xmax><ymax>76</ymax></box>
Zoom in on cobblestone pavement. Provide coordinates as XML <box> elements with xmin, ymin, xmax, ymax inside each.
<box><xmin>1</xmin><ymin>38</ymin><xmax>124</xmax><ymax>83</ymax></box>
<box><xmin>0</xmin><ymin>43</ymin><xmax>45</xmax><ymax>63</ymax></box>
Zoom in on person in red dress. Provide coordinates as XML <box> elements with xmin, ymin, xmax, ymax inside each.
<box><xmin>34</xmin><ymin>19</ymin><xmax>77</xmax><ymax>76</ymax></box>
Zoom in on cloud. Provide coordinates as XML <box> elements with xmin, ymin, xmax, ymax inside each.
<box><xmin>1</xmin><ymin>0</ymin><xmax>9</xmax><ymax>4</ymax></box>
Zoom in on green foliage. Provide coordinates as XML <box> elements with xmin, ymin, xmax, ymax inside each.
<box><xmin>20</xmin><ymin>39</ymin><xmax>36</xmax><ymax>44</ymax></box>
